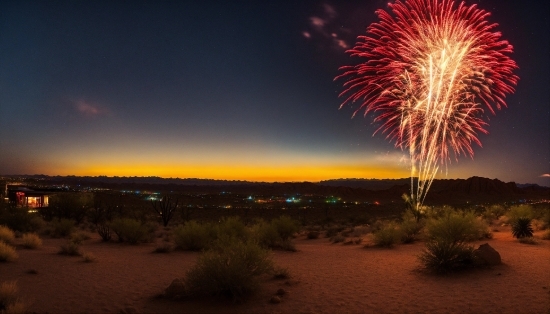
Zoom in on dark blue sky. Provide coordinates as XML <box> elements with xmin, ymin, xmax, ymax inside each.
<box><xmin>1</xmin><ymin>0</ymin><xmax>548</xmax><ymax>185</ymax></box>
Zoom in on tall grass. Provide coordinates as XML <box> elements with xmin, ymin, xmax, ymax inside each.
<box><xmin>0</xmin><ymin>242</ymin><xmax>18</xmax><ymax>262</ymax></box>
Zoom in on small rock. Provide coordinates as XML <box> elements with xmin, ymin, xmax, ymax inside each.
<box><xmin>270</xmin><ymin>296</ymin><xmax>282</xmax><ymax>304</ymax></box>
<box><xmin>276</xmin><ymin>288</ymin><xmax>287</xmax><ymax>296</ymax></box>
<box><xmin>473</xmin><ymin>243</ymin><xmax>501</xmax><ymax>266</ymax></box>
<box><xmin>165</xmin><ymin>278</ymin><xmax>187</xmax><ymax>299</ymax></box>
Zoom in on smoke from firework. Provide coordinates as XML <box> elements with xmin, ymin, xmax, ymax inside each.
<box><xmin>336</xmin><ymin>0</ymin><xmax>518</xmax><ymax>208</ymax></box>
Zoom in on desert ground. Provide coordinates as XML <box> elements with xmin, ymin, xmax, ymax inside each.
<box><xmin>1</xmin><ymin>226</ymin><xmax>549</xmax><ymax>314</ymax></box>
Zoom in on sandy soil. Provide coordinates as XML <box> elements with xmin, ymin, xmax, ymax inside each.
<box><xmin>2</xmin><ymin>229</ymin><xmax>549</xmax><ymax>314</ymax></box>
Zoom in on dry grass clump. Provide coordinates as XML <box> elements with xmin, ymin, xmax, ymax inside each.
<box><xmin>419</xmin><ymin>240</ymin><xmax>475</xmax><ymax>274</ymax></box>
<box><xmin>518</xmin><ymin>236</ymin><xmax>538</xmax><ymax>245</ymax></box>
<box><xmin>110</xmin><ymin>218</ymin><xmax>151</xmax><ymax>244</ymax></box>
<box><xmin>0</xmin><ymin>226</ymin><xmax>15</xmax><ymax>245</ymax></box>
<box><xmin>373</xmin><ymin>223</ymin><xmax>401</xmax><ymax>248</ymax></box>
<box><xmin>0</xmin><ymin>281</ymin><xmax>26</xmax><ymax>313</ymax></box>
<box><xmin>21</xmin><ymin>233</ymin><xmax>42</xmax><ymax>249</ymax></box>
<box><xmin>0</xmin><ymin>242</ymin><xmax>18</xmax><ymax>262</ymax></box>
<box><xmin>271</xmin><ymin>266</ymin><xmax>291</xmax><ymax>280</ymax></box>
<box><xmin>58</xmin><ymin>240</ymin><xmax>81</xmax><ymax>256</ymax></box>
<box><xmin>173</xmin><ymin>221</ymin><xmax>216</xmax><ymax>251</ymax></box>
<box><xmin>82</xmin><ymin>252</ymin><xmax>97</xmax><ymax>262</ymax></box>
<box><xmin>50</xmin><ymin>219</ymin><xmax>75</xmax><ymax>238</ymax></box>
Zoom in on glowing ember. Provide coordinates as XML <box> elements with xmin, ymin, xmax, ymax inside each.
<box><xmin>336</xmin><ymin>0</ymin><xmax>518</xmax><ymax>209</ymax></box>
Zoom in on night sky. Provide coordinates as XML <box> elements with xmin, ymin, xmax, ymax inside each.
<box><xmin>1</xmin><ymin>0</ymin><xmax>548</xmax><ymax>185</ymax></box>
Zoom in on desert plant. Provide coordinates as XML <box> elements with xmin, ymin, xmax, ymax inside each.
<box><xmin>173</xmin><ymin>221</ymin><xmax>216</xmax><ymax>251</ymax></box>
<box><xmin>153</xmin><ymin>242</ymin><xmax>173</xmax><ymax>253</ymax></box>
<box><xmin>400</xmin><ymin>211</ymin><xmax>424</xmax><ymax>243</ymax></box>
<box><xmin>151</xmin><ymin>195</ymin><xmax>179</xmax><ymax>227</ymax></box>
<box><xmin>0</xmin><ymin>226</ymin><xmax>15</xmax><ymax>245</ymax></box>
<box><xmin>253</xmin><ymin>221</ymin><xmax>280</xmax><ymax>249</ymax></box>
<box><xmin>419</xmin><ymin>240</ymin><xmax>475</xmax><ymax>273</ymax></box>
<box><xmin>110</xmin><ymin>218</ymin><xmax>150</xmax><ymax>244</ymax></box>
<box><xmin>21</xmin><ymin>233</ymin><xmax>42</xmax><ymax>249</ymax></box>
<box><xmin>0</xmin><ymin>281</ymin><xmax>19</xmax><ymax>311</ymax></box>
<box><xmin>425</xmin><ymin>211</ymin><xmax>488</xmax><ymax>244</ymax></box>
<box><xmin>511</xmin><ymin>217</ymin><xmax>534</xmax><ymax>239</ymax></box>
<box><xmin>518</xmin><ymin>236</ymin><xmax>538</xmax><ymax>245</ymax></box>
<box><xmin>185</xmin><ymin>239</ymin><xmax>274</xmax><ymax>302</ymax></box>
<box><xmin>482</xmin><ymin>204</ymin><xmax>507</xmax><ymax>222</ymax></box>
<box><xmin>271</xmin><ymin>266</ymin><xmax>290</xmax><ymax>280</ymax></box>
<box><xmin>0</xmin><ymin>206</ymin><xmax>44</xmax><ymax>233</ymax></box>
<box><xmin>506</xmin><ymin>205</ymin><xmax>534</xmax><ymax>224</ymax></box>
<box><xmin>373</xmin><ymin>223</ymin><xmax>401</xmax><ymax>248</ymax></box>
<box><xmin>82</xmin><ymin>252</ymin><xmax>97</xmax><ymax>262</ymax></box>
<box><xmin>0</xmin><ymin>242</ymin><xmax>18</xmax><ymax>262</ymax></box>
<box><xmin>271</xmin><ymin>216</ymin><xmax>300</xmax><ymax>241</ymax></box>
<box><xmin>541</xmin><ymin>229</ymin><xmax>550</xmax><ymax>240</ymax></box>
<box><xmin>331</xmin><ymin>234</ymin><xmax>345</xmax><ymax>244</ymax></box>
<box><xmin>58</xmin><ymin>240</ymin><xmax>81</xmax><ymax>256</ymax></box>
<box><xmin>70</xmin><ymin>231</ymin><xmax>91</xmax><ymax>244</ymax></box>
<box><xmin>97</xmin><ymin>224</ymin><xmax>112</xmax><ymax>242</ymax></box>
<box><xmin>50</xmin><ymin>218</ymin><xmax>75</xmax><ymax>238</ymax></box>
<box><xmin>217</xmin><ymin>216</ymin><xmax>250</xmax><ymax>241</ymax></box>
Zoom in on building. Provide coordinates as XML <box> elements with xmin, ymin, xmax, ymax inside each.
<box><xmin>7</xmin><ymin>185</ymin><xmax>52</xmax><ymax>208</ymax></box>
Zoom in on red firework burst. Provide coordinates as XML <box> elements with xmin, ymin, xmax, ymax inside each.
<box><xmin>336</xmin><ymin>0</ymin><xmax>518</xmax><ymax>206</ymax></box>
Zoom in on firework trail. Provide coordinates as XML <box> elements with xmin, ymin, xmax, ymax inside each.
<box><xmin>336</xmin><ymin>0</ymin><xmax>518</xmax><ymax>209</ymax></box>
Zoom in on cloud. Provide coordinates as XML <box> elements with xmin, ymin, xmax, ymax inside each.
<box><xmin>540</xmin><ymin>174</ymin><xmax>550</xmax><ymax>178</ymax></box>
<box><xmin>74</xmin><ymin>100</ymin><xmax>111</xmax><ymax>118</ymax></box>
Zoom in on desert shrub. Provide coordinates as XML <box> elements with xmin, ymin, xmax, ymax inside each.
<box><xmin>253</xmin><ymin>221</ymin><xmax>280</xmax><ymax>248</ymax></box>
<box><xmin>217</xmin><ymin>217</ymin><xmax>249</xmax><ymax>241</ymax></box>
<box><xmin>271</xmin><ymin>216</ymin><xmax>300</xmax><ymax>241</ymax></box>
<box><xmin>518</xmin><ymin>236</ymin><xmax>538</xmax><ymax>245</ymax></box>
<box><xmin>419</xmin><ymin>240</ymin><xmax>475</xmax><ymax>273</ymax></box>
<box><xmin>50</xmin><ymin>219</ymin><xmax>75</xmax><ymax>238</ymax></box>
<box><xmin>400</xmin><ymin>211</ymin><xmax>424</xmax><ymax>243</ymax></box>
<box><xmin>110</xmin><ymin>218</ymin><xmax>150</xmax><ymax>244</ymax></box>
<box><xmin>542</xmin><ymin>229</ymin><xmax>550</xmax><ymax>240</ymax></box>
<box><xmin>0</xmin><ymin>242</ymin><xmax>18</xmax><ymax>262</ymax></box>
<box><xmin>70</xmin><ymin>231</ymin><xmax>91</xmax><ymax>244</ymax></box>
<box><xmin>511</xmin><ymin>217</ymin><xmax>534</xmax><ymax>239</ymax></box>
<box><xmin>279</xmin><ymin>239</ymin><xmax>297</xmax><ymax>252</ymax></box>
<box><xmin>351</xmin><ymin>225</ymin><xmax>370</xmax><ymax>237</ymax></box>
<box><xmin>82</xmin><ymin>252</ymin><xmax>97</xmax><ymax>262</ymax></box>
<box><xmin>46</xmin><ymin>192</ymin><xmax>92</xmax><ymax>223</ymax></box>
<box><xmin>373</xmin><ymin>223</ymin><xmax>401</xmax><ymax>248</ymax></box>
<box><xmin>0</xmin><ymin>207</ymin><xmax>44</xmax><ymax>233</ymax></box>
<box><xmin>271</xmin><ymin>266</ymin><xmax>290</xmax><ymax>280</ymax></box>
<box><xmin>0</xmin><ymin>226</ymin><xmax>15</xmax><ymax>245</ymax></box>
<box><xmin>97</xmin><ymin>224</ymin><xmax>112</xmax><ymax>242</ymax></box>
<box><xmin>306</xmin><ymin>230</ymin><xmax>320</xmax><ymax>239</ymax></box>
<box><xmin>21</xmin><ymin>233</ymin><xmax>42</xmax><ymax>249</ymax></box>
<box><xmin>482</xmin><ymin>205</ymin><xmax>507</xmax><ymax>222</ymax></box>
<box><xmin>425</xmin><ymin>211</ymin><xmax>488</xmax><ymax>244</ymax></box>
<box><xmin>185</xmin><ymin>238</ymin><xmax>273</xmax><ymax>302</ymax></box>
<box><xmin>0</xmin><ymin>281</ymin><xmax>19</xmax><ymax>311</ymax></box>
<box><xmin>173</xmin><ymin>221</ymin><xmax>216</xmax><ymax>251</ymax></box>
<box><xmin>506</xmin><ymin>205</ymin><xmax>534</xmax><ymax>224</ymax></box>
<box><xmin>58</xmin><ymin>240</ymin><xmax>81</xmax><ymax>256</ymax></box>
<box><xmin>153</xmin><ymin>242</ymin><xmax>173</xmax><ymax>253</ymax></box>
<box><xmin>331</xmin><ymin>234</ymin><xmax>345</xmax><ymax>244</ymax></box>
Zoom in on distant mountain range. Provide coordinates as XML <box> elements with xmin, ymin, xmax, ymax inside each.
<box><xmin>2</xmin><ymin>175</ymin><xmax>548</xmax><ymax>206</ymax></box>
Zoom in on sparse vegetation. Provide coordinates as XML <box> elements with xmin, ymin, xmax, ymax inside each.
<box><xmin>82</xmin><ymin>252</ymin><xmax>97</xmax><ymax>262</ymax></box>
<box><xmin>424</xmin><ymin>210</ymin><xmax>488</xmax><ymax>244</ymax></box>
<box><xmin>110</xmin><ymin>218</ymin><xmax>150</xmax><ymax>244</ymax></box>
<box><xmin>0</xmin><ymin>226</ymin><xmax>15</xmax><ymax>245</ymax></box>
<box><xmin>151</xmin><ymin>196</ymin><xmax>179</xmax><ymax>227</ymax></box>
<box><xmin>399</xmin><ymin>211</ymin><xmax>424</xmax><ymax>243</ymax></box>
<box><xmin>184</xmin><ymin>238</ymin><xmax>273</xmax><ymax>302</ymax></box>
<box><xmin>506</xmin><ymin>205</ymin><xmax>534</xmax><ymax>224</ymax></box>
<box><xmin>0</xmin><ymin>242</ymin><xmax>18</xmax><ymax>262</ymax></box>
<box><xmin>58</xmin><ymin>240</ymin><xmax>81</xmax><ymax>256</ymax></box>
<box><xmin>173</xmin><ymin>220</ymin><xmax>216</xmax><ymax>251</ymax></box>
<box><xmin>419</xmin><ymin>240</ymin><xmax>475</xmax><ymax>273</ymax></box>
<box><xmin>518</xmin><ymin>236</ymin><xmax>538</xmax><ymax>245</ymax></box>
<box><xmin>50</xmin><ymin>219</ymin><xmax>75</xmax><ymax>238</ymax></box>
<box><xmin>271</xmin><ymin>266</ymin><xmax>290</xmax><ymax>280</ymax></box>
<box><xmin>21</xmin><ymin>233</ymin><xmax>42</xmax><ymax>249</ymax></box>
<box><xmin>0</xmin><ymin>281</ymin><xmax>24</xmax><ymax>313</ymax></box>
<box><xmin>97</xmin><ymin>224</ymin><xmax>112</xmax><ymax>242</ymax></box>
<box><xmin>373</xmin><ymin>223</ymin><xmax>401</xmax><ymax>247</ymax></box>
<box><xmin>512</xmin><ymin>217</ymin><xmax>534</xmax><ymax>239</ymax></box>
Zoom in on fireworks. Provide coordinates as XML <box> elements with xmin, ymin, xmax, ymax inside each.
<box><xmin>336</xmin><ymin>0</ymin><xmax>518</xmax><ymax>208</ymax></box>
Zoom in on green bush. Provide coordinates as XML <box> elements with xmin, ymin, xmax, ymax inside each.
<box><xmin>185</xmin><ymin>238</ymin><xmax>273</xmax><ymax>302</ymax></box>
<box><xmin>0</xmin><ymin>242</ymin><xmax>18</xmax><ymax>262</ymax></box>
<box><xmin>252</xmin><ymin>220</ymin><xmax>280</xmax><ymax>249</ymax></box>
<box><xmin>506</xmin><ymin>205</ymin><xmax>534</xmax><ymax>224</ymax></box>
<box><xmin>270</xmin><ymin>216</ymin><xmax>300</xmax><ymax>241</ymax></box>
<box><xmin>482</xmin><ymin>205</ymin><xmax>507</xmax><ymax>222</ymax></box>
<box><xmin>373</xmin><ymin>223</ymin><xmax>401</xmax><ymax>248</ymax></box>
<box><xmin>173</xmin><ymin>221</ymin><xmax>216</xmax><ymax>251</ymax></box>
<box><xmin>21</xmin><ymin>233</ymin><xmax>42</xmax><ymax>249</ymax></box>
<box><xmin>400</xmin><ymin>211</ymin><xmax>424</xmax><ymax>243</ymax></box>
<box><xmin>216</xmin><ymin>217</ymin><xmax>250</xmax><ymax>241</ymax></box>
<box><xmin>0</xmin><ymin>226</ymin><xmax>15</xmax><ymax>245</ymax></box>
<box><xmin>419</xmin><ymin>240</ymin><xmax>475</xmax><ymax>273</ymax></box>
<box><xmin>50</xmin><ymin>219</ymin><xmax>75</xmax><ymax>238</ymax></box>
<box><xmin>511</xmin><ymin>217</ymin><xmax>534</xmax><ymax>239</ymax></box>
<box><xmin>425</xmin><ymin>211</ymin><xmax>488</xmax><ymax>244</ymax></box>
<box><xmin>109</xmin><ymin>218</ymin><xmax>150</xmax><ymax>244</ymax></box>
